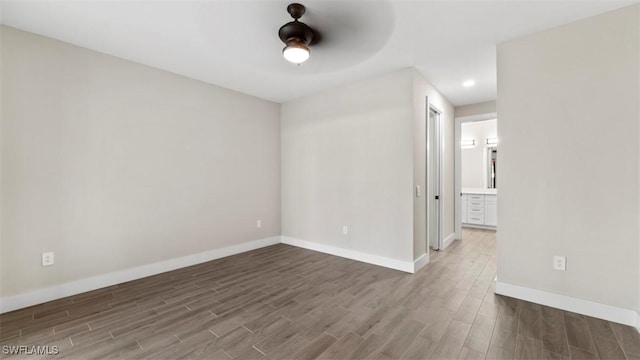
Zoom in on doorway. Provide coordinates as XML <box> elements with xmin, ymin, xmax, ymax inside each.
<box><xmin>454</xmin><ymin>113</ymin><xmax>498</xmax><ymax>239</ymax></box>
<box><xmin>428</xmin><ymin>106</ymin><xmax>443</xmax><ymax>251</ymax></box>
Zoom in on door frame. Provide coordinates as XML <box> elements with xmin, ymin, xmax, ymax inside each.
<box><xmin>428</xmin><ymin>104</ymin><xmax>444</xmax><ymax>251</ymax></box>
<box><xmin>454</xmin><ymin>112</ymin><xmax>498</xmax><ymax>239</ymax></box>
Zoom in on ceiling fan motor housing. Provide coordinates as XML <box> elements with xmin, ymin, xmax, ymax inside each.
<box><xmin>279</xmin><ymin>21</ymin><xmax>314</xmax><ymax>45</ymax></box>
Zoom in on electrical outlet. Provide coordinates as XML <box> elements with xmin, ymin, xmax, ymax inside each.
<box><xmin>42</xmin><ymin>252</ymin><xmax>54</xmax><ymax>267</ymax></box>
<box><xmin>416</xmin><ymin>186</ymin><xmax>421</xmax><ymax>197</ymax></box>
<box><xmin>553</xmin><ymin>256</ymin><xmax>566</xmax><ymax>271</ymax></box>
<box><xmin>257</xmin><ymin>219</ymin><xmax>262</xmax><ymax>228</ymax></box>
<box><xmin>342</xmin><ymin>226</ymin><xmax>349</xmax><ymax>235</ymax></box>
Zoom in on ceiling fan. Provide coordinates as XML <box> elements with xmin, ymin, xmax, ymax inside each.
<box><xmin>278</xmin><ymin>3</ymin><xmax>318</xmax><ymax>64</ymax></box>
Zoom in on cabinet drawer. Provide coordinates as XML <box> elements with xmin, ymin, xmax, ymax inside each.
<box><xmin>467</xmin><ymin>194</ymin><xmax>484</xmax><ymax>201</ymax></box>
<box><xmin>461</xmin><ymin>194</ymin><xmax>468</xmax><ymax>200</ymax></box>
<box><xmin>468</xmin><ymin>206</ymin><xmax>484</xmax><ymax>214</ymax></box>
<box><xmin>484</xmin><ymin>195</ymin><xmax>497</xmax><ymax>204</ymax></box>
<box><xmin>467</xmin><ymin>214</ymin><xmax>485</xmax><ymax>224</ymax></box>
<box><xmin>469</xmin><ymin>201</ymin><xmax>484</xmax><ymax>207</ymax></box>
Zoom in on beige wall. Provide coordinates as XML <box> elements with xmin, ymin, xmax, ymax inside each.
<box><xmin>497</xmin><ymin>5</ymin><xmax>639</xmax><ymax>310</ymax></box>
<box><xmin>455</xmin><ymin>101</ymin><xmax>496</xmax><ymax>118</ymax></box>
<box><xmin>281</xmin><ymin>69</ymin><xmax>415</xmax><ymax>262</ymax></box>
<box><xmin>413</xmin><ymin>71</ymin><xmax>455</xmax><ymax>258</ymax></box>
<box><xmin>281</xmin><ymin>68</ymin><xmax>455</xmax><ymax>264</ymax></box>
<box><xmin>0</xmin><ymin>26</ymin><xmax>281</xmax><ymax>297</ymax></box>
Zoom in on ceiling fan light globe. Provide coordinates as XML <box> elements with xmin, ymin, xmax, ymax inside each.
<box><xmin>283</xmin><ymin>44</ymin><xmax>310</xmax><ymax>64</ymax></box>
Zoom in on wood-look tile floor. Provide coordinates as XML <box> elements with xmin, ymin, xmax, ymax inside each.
<box><xmin>1</xmin><ymin>228</ymin><xmax>639</xmax><ymax>359</ymax></box>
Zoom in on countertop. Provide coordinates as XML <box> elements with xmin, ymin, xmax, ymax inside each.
<box><xmin>462</xmin><ymin>188</ymin><xmax>497</xmax><ymax>195</ymax></box>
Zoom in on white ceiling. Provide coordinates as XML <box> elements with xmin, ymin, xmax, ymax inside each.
<box><xmin>1</xmin><ymin>0</ymin><xmax>636</xmax><ymax>106</ymax></box>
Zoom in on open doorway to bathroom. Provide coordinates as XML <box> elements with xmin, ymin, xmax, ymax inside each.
<box><xmin>455</xmin><ymin>114</ymin><xmax>498</xmax><ymax>241</ymax></box>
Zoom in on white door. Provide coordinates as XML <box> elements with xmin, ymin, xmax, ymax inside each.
<box><xmin>429</xmin><ymin>107</ymin><xmax>443</xmax><ymax>250</ymax></box>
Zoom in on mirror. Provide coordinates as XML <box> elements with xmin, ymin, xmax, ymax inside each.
<box><xmin>487</xmin><ymin>147</ymin><xmax>497</xmax><ymax>189</ymax></box>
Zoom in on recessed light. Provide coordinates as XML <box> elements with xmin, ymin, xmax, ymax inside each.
<box><xmin>463</xmin><ymin>80</ymin><xmax>476</xmax><ymax>88</ymax></box>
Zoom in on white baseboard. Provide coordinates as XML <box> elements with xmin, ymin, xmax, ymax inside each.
<box><xmin>462</xmin><ymin>224</ymin><xmax>497</xmax><ymax>230</ymax></box>
<box><xmin>441</xmin><ymin>232</ymin><xmax>457</xmax><ymax>250</ymax></box>
<box><xmin>495</xmin><ymin>280</ymin><xmax>639</xmax><ymax>328</ymax></box>
<box><xmin>0</xmin><ymin>236</ymin><xmax>281</xmax><ymax>314</ymax></box>
<box><xmin>281</xmin><ymin>236</ymin><xmax>415</xmax><ymax>273</ymax></box>
<box><xmin>413</xmin><ymin>253</ymin><xmax>429</xmax><ymax>272</ymax></box>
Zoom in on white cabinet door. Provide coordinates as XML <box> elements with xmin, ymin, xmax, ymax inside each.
<box><xmin>462</xmin><ymin>200</ymin><xmax>468</xmax><ymax>223</ymax></box>
<box><xmin>485</xmin><ymin>203</ymin><xmax>497</xmax><ymax>226</ymax></box>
